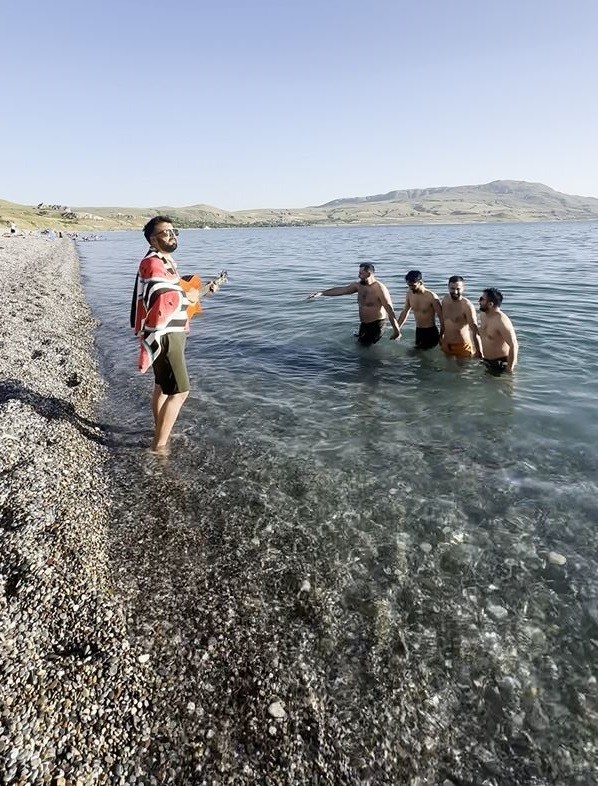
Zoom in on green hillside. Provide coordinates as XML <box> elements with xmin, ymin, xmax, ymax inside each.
<box><xmin>2</xmin><ymin>180</ymin><xmax>598</xmax><ymax>233</ymax></box>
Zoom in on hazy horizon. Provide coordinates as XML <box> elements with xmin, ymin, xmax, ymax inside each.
<box><xmin>11</xmin><ymin>178</ymin><xmax>597</xmax><ymax>214</ymax></box>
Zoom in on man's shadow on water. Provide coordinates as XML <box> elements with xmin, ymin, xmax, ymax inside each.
<box><xmin>0</xmin><ymin>380</ymin><xmax>149</xmax><ymax>449</ymax></box>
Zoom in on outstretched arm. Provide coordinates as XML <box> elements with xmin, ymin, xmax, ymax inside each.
<box><xmin>307</xmin><ymin>282</ymin><xmax>359</xmax><ymax>299</ymax></box>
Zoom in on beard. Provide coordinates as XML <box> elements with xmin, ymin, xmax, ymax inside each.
<box><xmin>479</xmin><ymin>304</ymin><xmax>488</xmax><ymax>312</ymax></box>
<box><xmin>450</xmin><ymin>293</ymin><xmax>461</xmax><ymax>300</ymax></box>
<box><xmin>163</xmin><ymin>239</ymin><xmax>178</xmax><ymax>253</ymax></box>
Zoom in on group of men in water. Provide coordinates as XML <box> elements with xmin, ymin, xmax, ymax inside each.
<box><xmin>133</xmin><ymin>216</ymin><xmax>518</xmax><ymax>455</ymax></box>
<box><xmin>308</xmin><ymin>264</ymin><xmax>519</xmax><ymax>374</ymax></box>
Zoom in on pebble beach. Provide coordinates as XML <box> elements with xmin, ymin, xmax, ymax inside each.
<box><xmin>1</xmin><ymin>236</ymin><xmax>598</xmax><ymax>786</ymax></box>
<box><xmin>0</xmin><ymin>237</ymin><xmax>154</xmax><ymax>784</ymax></box>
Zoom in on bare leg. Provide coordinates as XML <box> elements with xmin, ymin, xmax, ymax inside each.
<box><xmin>151</xmin><ymin>391</ymin><xmax>189</xmax><ymax>452</ymax></box>
<box><xmin>152</xmin><ymin>385</ymin><xmax>168</xmax><ymax>426</ymax></box>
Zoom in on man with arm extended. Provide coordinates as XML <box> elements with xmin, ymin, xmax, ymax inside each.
<box><xmin>478</xmin><ymin>287</ymin><xmax>519</xmax><ymax>373</ymax></box>
<box><xmin>308</xmin><ymin>263</ymin><xmax>400</xmax><ymax>345</ymax></box>
<box><xmin>396</xmin><ymin>270</ymin><xmax>444</xmax><ymax>349</ymax></box>
<box><xmin>132</xmin><ymin>215</ymin><xmax>215</xmax><ymax>455</ymax></box>
<box><xmin>440</xmin><ymin>275</ymin><xmax>483</xmax><ymax>358</ymax></box>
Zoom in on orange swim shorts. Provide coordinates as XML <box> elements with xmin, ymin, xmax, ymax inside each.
<box><xmin>441</xmin><ymin>340</ymin><xmax>475</xmax><ymax>358</ymax></box>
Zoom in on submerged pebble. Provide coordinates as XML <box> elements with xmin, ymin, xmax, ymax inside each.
<box><xmin>487</xmin><ymin>603</ymin><xmax>509</xmax><ymax>621</ymax></box>
<box><xmin>267</xmin><ymin>701</ymin><xmax>286</xmax><ymax>719</ymax></box>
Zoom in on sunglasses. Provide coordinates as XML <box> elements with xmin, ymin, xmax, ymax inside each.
<box><xmin>153</xmin><ymin>228</ymin><xmax>179</xmax><ymax>239</ymax></box>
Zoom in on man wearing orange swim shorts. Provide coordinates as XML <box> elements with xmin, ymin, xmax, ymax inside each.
<box><xmin>440</xmin><ymin>276</ymin><xmax>482</xmax><ymax>358</ymax></box>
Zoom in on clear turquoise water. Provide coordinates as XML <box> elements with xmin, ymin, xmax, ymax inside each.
<box><xmin>78</xmin><ymin>221</ymin><xmax>598</xmax><ymax>779</ymax></box>
<box><xmin>79</xmin><ymin>222</ymin><xmax>598</xmax><ymax>536</ymax></box>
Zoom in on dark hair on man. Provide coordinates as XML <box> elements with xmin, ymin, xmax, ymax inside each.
<box><xmin>448</xmin><ymin>275</ymin><xmax>464</xmax><ymax>284</ymax></box>
<box><xmin>483</xmin><ymin>287</ymin><xmax>503</xmax><ymax>307</ymax></box>
<box><xmin>405</xmin><ymin>270</ymin><xmax>422</xmax><ymax>284</ymax></box>
<box><xmin>359</xmin><ymin>263</ymin><xmax>375</xmax><ymax>273</ymax></box>
<box><xmin>143</xmin><ymin>215</ymin><xmax>174</xmax><ymax>243</ymax></box>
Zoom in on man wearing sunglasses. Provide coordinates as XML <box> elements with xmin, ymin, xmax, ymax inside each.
<box><xmin>132</xmin><ymin>215</ymin><xmax>201</xmax><ymax>455</ymax></box>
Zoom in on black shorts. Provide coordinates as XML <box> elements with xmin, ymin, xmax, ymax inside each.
<box><xmin>483</xmin><ymin>356</ymin><xmax>508</xmax><ymax>375</ymax></box>
<box><xmin>152</xmin><ymin>332</ymin><xmax>190</xmax><ymax>395</ymax></box>
<box><xmin>415</xmin><ymin>325</ymin><xmax>440</xmax><ymax>350</ymax></box>
<box><xmin>357</xmin><ymin>319</ymin><xmax>385</xmax><ymax>346</ymax></box>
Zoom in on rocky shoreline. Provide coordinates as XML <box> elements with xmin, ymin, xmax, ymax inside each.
<box><xmin>1</xmin><ymin>237</ymin><xmax>597</xmax><ymax>785</ymax></box>
<box><xmin>0</xmin><ymin>237</ymin><xmax>156</xmax><ymax>784</ymax></box>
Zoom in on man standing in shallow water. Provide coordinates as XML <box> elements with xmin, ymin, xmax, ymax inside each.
<box><xmin>132</xmin><ymin>216</ymin><xmax>217</xmax><ymax>455</ymax></box>
<box><xmin>307</xmin><ymin>263</ymin><xmax>401</xmax><ymax>345</ymax></box>
<box><xmin>478</xmin><ymin>287</ymin><xmax>519</xmax><ymax>373</ymax></box>
<box><xmin>440</xmin><ymin>276</ymin><xmax>482</xmax><ymax>358</ymax></box>
<box><xmin>396</xmin><ymin>270</ymin><xmax>444</xmax><ymax>349</ymax></box>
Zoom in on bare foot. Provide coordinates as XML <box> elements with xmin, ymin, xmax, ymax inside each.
<box><xmin>149</xmin><ymin>442</ymin><xmax>170</xmax><ymax>458</ymax></box>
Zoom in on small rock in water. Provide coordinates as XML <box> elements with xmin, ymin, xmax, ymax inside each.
<box><xmin>498</xmin><ymin>676</ymin><xmax>520</xmax><ymax>698</ymax></box>
<box><xmin>525</xmin><ymin>626</ymin><xmax>547</xmax><ymax>649</ymax></box>
<box><xmin>138</xmin><ymin>653</ymin><xmax>151</xmax><ymax>664</ymax></box>
<box><xmin>268</xmin><ymin>701</ymin><xmax>286</xmax><ymax>719</ymax></box>
<box><xmin>298</xmin><ymin>579</ymin><xmax>311</xmax><ymax>595</ymax></box>
<box><xmin>526</xmin><ymin>700</ymin><xmax>550</xmax><ymax>731</ymax></box>
<box><xmin>487</xmin><ymin>603</ymin><xmax>508</xmax><ymax>621</ymax></box>
<box><xmin>419</xmin><ymin>542</ymin><xmax>433</xmax><ymax>554</ymax></box>
<box><xmin>548</xmin><ymin>551</ymin><xmax>566</xmax><ymax>566</ymax></box>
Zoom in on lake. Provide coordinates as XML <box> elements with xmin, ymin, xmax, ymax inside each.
<box><xmin>78</xmin><ymin>221</ymin><xmax>598</xmax><ymax>782</ymax></box>
<box><xmin>79</xmin><ymin>221</ymin><xmax>598</xmax><ymax>509</ymax></box>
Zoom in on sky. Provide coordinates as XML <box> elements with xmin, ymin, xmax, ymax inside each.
<box><xmin>1</xmin><ymin>0</ymin><xmax>597</xmax><ymax>210</ymax></box>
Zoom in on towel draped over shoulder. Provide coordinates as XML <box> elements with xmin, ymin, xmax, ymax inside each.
<box><xmin>132</xmin><ymin>251</ymin><xmax>189</xmax><ymax>373</ymax></box>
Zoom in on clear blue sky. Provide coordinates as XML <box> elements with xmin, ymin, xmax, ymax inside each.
<box><xmin>2</xmin><ymin>0</ymin><xmax>596</xmax><ymax>209</ymax></box>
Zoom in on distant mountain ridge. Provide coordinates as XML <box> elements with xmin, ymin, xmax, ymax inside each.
<box><xmin>2</xmin><ymin>180</ymin><xmax>598</xmax><ymax>232</ymax></box>
<box><xmin>317</xmin><ymin>180</ymin><xmax>598</xmax><ymax>209</ymax></box>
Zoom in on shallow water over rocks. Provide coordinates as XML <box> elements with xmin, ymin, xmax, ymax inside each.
<box><xmin>78</xmin><ymin>222</ymin><xmax>598</xmax><ymax>783</ymax></box>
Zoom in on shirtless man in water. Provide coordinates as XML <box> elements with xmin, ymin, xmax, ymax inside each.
<box><xmin>307</xmin><ymin>263</ymin><xmax>401</xmax><ymax>345</ymax></box>
<box><xmin>440</xmin><ymin>276</ymin><xmax>482</xmax><ymax>358</ymax></box>
<box><xmin>478</xmin><ymin>287</ymin><xmax>518</xmax><ymax>373</ymax></box>
<box><xmin>396</xmin><ymin>270</ymin><xmax>444</xmax><ymax>349</ymax></box>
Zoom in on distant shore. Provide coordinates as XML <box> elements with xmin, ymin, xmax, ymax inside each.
<box><xmin>3</xmin><ymin>180</ymin><xmax>598</xmax><ymax>233</ymax></box>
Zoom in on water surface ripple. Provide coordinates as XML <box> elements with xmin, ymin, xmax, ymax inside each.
<box><xmin>79</xmin><ymin>221</ymin><xmax>598</xmax><ymax>780</ymax></box>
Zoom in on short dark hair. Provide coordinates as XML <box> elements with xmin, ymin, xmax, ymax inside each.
<box><xmin>359</xmin><ymin>263</ymin><xmax>375</xmax><ymax>273</ymax></box>
<box><xmin>448</xmin><ymin>275</ymin><xmax>464</xmax><ymax>285</ymax></box>
<box><xmin>143</xmin><ymin>215</ymin><xmax>174</xmax><ymax>243</ymax></box>
<box><xmin>405</xmin><ymin>270</ymin><xmax>422</xmax><ymax>284</ymax></box>
<box><xmin>483</xmin><ymin>287</ymin><xmax>503</xmax><ymax>307</ymax></box>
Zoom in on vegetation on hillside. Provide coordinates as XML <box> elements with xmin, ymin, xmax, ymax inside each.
<box><xmin>2</xmin><ymin>181</ymin><xmax>598</xmax><ymax>233</ymax></box>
